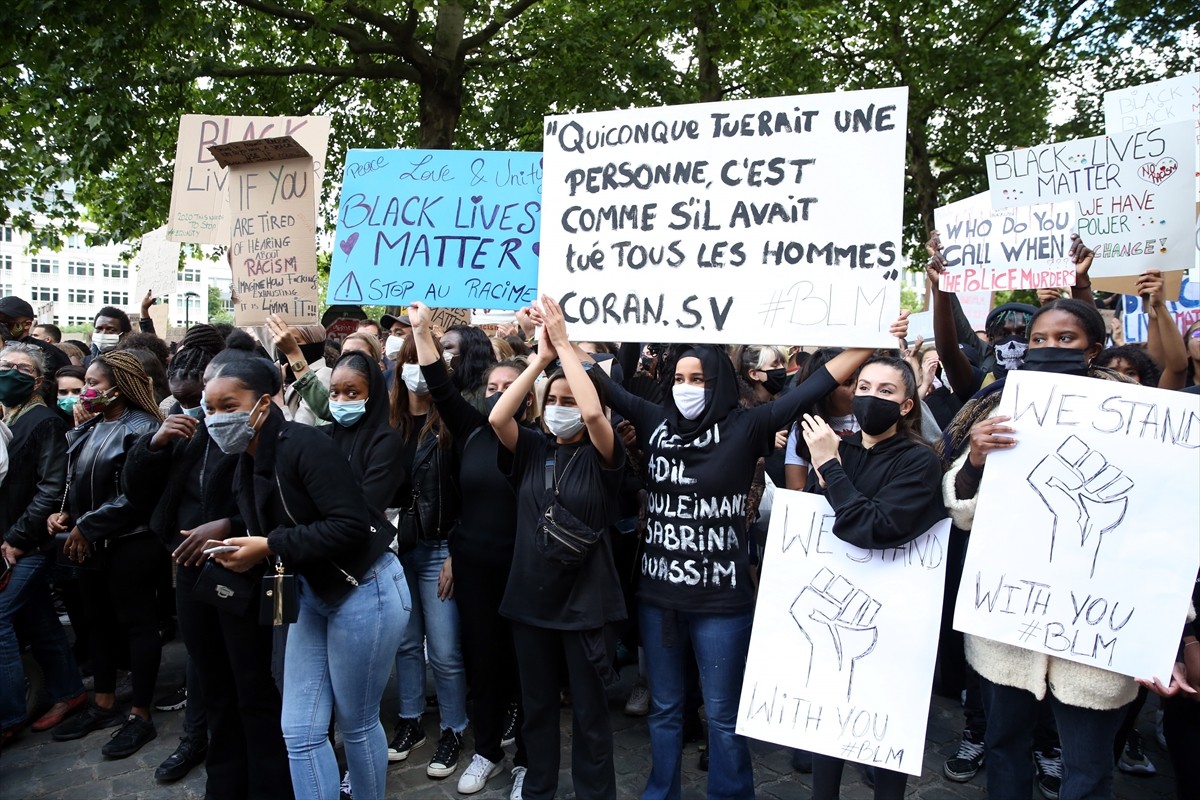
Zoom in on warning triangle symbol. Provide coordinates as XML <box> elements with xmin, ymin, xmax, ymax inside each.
<box><xmin>334</xmin><ymin>271</ymin><xmax>363</xmax><ymax>303</ymax></box>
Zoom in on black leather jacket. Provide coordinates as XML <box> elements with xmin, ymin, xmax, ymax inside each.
<box><xmin>404</xmin><ymin>431</ymin><xmax>461</xmax><ymax>541</ymax></box>
<box><xmin>65</xmin><ymin>408</ymin><xmax>159</xmax><ymax>545</ymax></box>
<box><xmin>0</xmin><ymin>405</ymin><xmax>68</xmax><ymax>553</ymax></box>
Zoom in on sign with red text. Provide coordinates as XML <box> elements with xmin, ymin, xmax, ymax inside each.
<box><xmin>210</xmin><ymin>137</ymin><xmax>320</xmax><ymax>326</ymax></box>
<box><xmin>539</xmin><ymin>88</ymin><xmax>908</xmax><ymax>346</ymax></box>
<box><xmin>954</xmin><ymin>370</ymin><xmax>1200</xmax><ymax>682</ymax></box>
<box><xmin>168</xmin><ymin>114</ymin><xmax>331</xmax><ymax>244</ymax></box>
<box><xmin>934</xmin><ymin>193</ymin><xmax>1076</xmax><ymax>292</ymax></box>
<box><xmin>738</xmin><ymin>490</ymin><xmax>949</xmax><ymax>777</ymax></box>
<box><xmin>985</xmin><ymin>122</ymin><xmax>1195</xmax><ymax>279</ymax></box>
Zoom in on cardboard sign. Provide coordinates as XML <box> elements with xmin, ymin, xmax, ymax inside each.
<box><xmin>935</xmin><ymin>193</ymin><xmax>1076</xmax><ymax>292</ymax></box>
<box><xmin>985</xmin><ymin>122</ymin><xmax>1195</xmax><ymax>279</ymax></box>
<box><xmin>167</xmin><ymin>114</ymin><xmax>331</xmax><ymax>244</ymax></box>
<box><xmin>326</xmin><ymin>149</ymin><xmax>541</xmax><ymax>310</ymax></box>
<box><xmin>430</xmin><ymin>307</ymin><xmax>471</xmax><ymax>330</ymax></box>
<box><xmin>539</xmin><ymin>87</ymin><xmax>909</xmax><ymax>346</ymax></box>
<box><xmin>133</xmin><ymin>225</ymin><xmax>183</xmax><ymax>300</ymax></box>
<box><xmin>953</xmin><ymin>371</ymin><xmax>1200</xmax><ymax>682</ymax></box>
<box><xmin>210</xmin><ymin>136</ymin><xmax>320</xmax><ymax>326</ymax></box>
<box><xmin>738</xmin><ymin>491</ymin><xmax>949</xmax><ymax>777</ymax></box>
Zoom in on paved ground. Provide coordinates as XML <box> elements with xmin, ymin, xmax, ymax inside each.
<box><xmin>0</xmin><ymin>637</ymin><xmax>1178</xmax><ymax>799</ymax></box>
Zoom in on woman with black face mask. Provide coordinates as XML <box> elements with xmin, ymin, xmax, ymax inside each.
<box><xmin>941</xmin><ymin>298</ymin><xmax>1149</xmax><ymax>800</ymax></box>
<box><xmin>799</xmin><ymin>355</ymin><xmax>947</xmax><ymax>799</ymax></box>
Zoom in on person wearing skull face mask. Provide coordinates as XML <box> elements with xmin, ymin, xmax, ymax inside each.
<box><xmin>408</xmin><ymin>302</ymin><xmax>533</xmax><ymax>796</ymax></box>
<box><xmin>593</xmin><ymin>340</ymin><xmax>871</xmax><ymax>800</ymax></box>
<box><xmin>799</xmin><ymin>355</ymin><xmax>946</xmax><ymax>798</ymax></box>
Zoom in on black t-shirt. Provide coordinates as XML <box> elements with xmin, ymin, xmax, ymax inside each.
<box><xmin>422</xmin><ymin>359</ymin><xmax>518</xmax><ymax>563</ymax></box>
<box><xmin>599</xmin><ymin>367</ymin><xmax>838</xmax><ymax>615</ymax></box>
<box><xmin>499</xmin><ymin>426</ymin><xmax>626</xmax><ymax>630</ymax></box>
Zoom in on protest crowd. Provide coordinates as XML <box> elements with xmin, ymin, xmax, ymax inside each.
<box><xmin>1</xmin><ymin>74</ymin><xmax>1199</xmax><ymax>800</ymax></box>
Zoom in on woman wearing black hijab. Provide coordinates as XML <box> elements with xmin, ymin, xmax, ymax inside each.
<box><xmin>596</xmin><ymin>343</ymin><xmax>872</xmax><ymax>800</ymax></box>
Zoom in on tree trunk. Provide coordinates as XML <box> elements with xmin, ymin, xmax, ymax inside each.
<box><xmin>693</xmin><ymin>3</ymin><xmax>722</xmax><ymax>103</ymax></box>
<box><xmin>417</xmin><ymin>69</ymin><xmax>464</xmax><ymax>149</ymax></box>
<box><xmin>906</xmin><ymin>122</ymin><xmax>938</xmax><ymax>236</ymax></box>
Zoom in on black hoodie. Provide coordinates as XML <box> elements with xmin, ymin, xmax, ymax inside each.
<box><xmin>326</xmin><ymin>353</ymin><xmax>406</xmax><ymax>513</ymax></box>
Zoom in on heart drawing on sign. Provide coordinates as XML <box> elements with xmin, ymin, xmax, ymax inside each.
<box><xmin>339</xmin><ymin>233</ymin><xmax>360</xmax><ymax>255</ymax></box>
<box><xmin>1137</xmin><ymin>158</ymin><xmax>1178</xmax><ymax>186</ymax></box>
<box><xmin>532</xmin><ymin>242</ymin><xmax>540</xmax><ymax>256</ymax></box>
<box><xmin>471</xmin><ymin>195</ymin><xmax>483</xmax><ymax>204</ymax></box>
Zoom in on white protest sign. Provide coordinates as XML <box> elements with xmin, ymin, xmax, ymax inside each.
<box><xmin>539</xmin><ymin>88</ymin><xmax>908</xmax><ymax>346</ymax></box>
<box><xmin>935</xmin><ymin>192</ymin><xmax>1076</xmax><ymax>292</ymax></box>
<box><xmin>738</xmin><ymin>490</ymin><xmax>949</xmax><ymax>777</ymax></box>
<box><xmin>958</xmin><ymin>291</ymin><xmax>993</xmax><ymax>332</ymax></box>
<box><xmin>985</xmin><ymin>122</ymin><xmax>1195</xmax><ymax>279</ymax></box>
<box><xmin>954</xmin><ymin>370</ymin><xmax>1200</xmax><ymax>682</ymax></box>
<box><xmin>167</xmin><ymin>114</ymin><xmax>331</xmax><ymax>244</ymax></box>
<box><xmin>133</xmin><ymin>225</ymin><xmax>182</xmax><ymax>299</ymax></box>
<box><xmin>1120</xmin><ymin>275</ymin><xmax>1200</xmax><ymax>343</ymax></box>
<box><xmin>210</xmin><ymin>137</ymin><xmax>320</xmax><ymax>326</ymax></box>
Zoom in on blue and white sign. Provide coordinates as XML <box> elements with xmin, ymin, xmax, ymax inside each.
<box><xmin>327</xmin><ymin>149</ymin><xmax>542</xmax><ymax>309</ymax></box>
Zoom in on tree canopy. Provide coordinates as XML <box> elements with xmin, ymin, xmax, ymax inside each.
<box><xmin>1</xmin><ymin>0</ymin><xmax>1196</xmax><ymax>261</ymax></box>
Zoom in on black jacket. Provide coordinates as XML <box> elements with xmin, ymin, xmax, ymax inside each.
<box><xmin>806</xmin><ymin>432</ymin><xmax>947</xmax><ymax>549</ymax></box>
<box><xmin>235</xmin><ymin>408</ymin><xmax>385</xmax><ymax>606</ymax></box>
<box><xmin>1</xmin><ymin>405</ymin><xmax>67</xmax><ymax>553</ymax></box>
<box><xmin>66</xmin><ymin>408</ymin><xmax>159</xmax><ymax>544</ymax></box>
<box><xmin>402</xmin><ymin>430</ymin><xmax>461</xmax><ymax>541</ymax></box>
<box><xmin>124</xmin><ymin>418</ymin><xmax>242</xmax><ymax>551</ymax></box>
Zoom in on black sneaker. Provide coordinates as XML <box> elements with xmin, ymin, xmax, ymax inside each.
<box><xmin>427</xmin><ymin>728</ymin><xmax>464</xmax><ymax>778</ymax></box>
<box><xmin>943</xmin><ymin>734</ymin><xmax>986</xmax><ymax>782</ymax></box>
<box><xmin>102</xmin><ymin>714</ymin><xmax>157</xmax><ymax>759</ymax></box>
<box><xmin>501</xmin><ymin>702</ymin><xmax>518</xmax><ymax>748</ymax></box>
<box><xmin>155</xmin><ymin>736</ymin><xmax>207</xmax><ymax>782</ymax></box>
<box><xmin>1033</xmin><ymin>748</ymin><xmax>1062</xmax><ymax>800</ymax></box>
<box><xmin>387</xmin><ymin>717</ymin><xmax>426</xmax><ymax>762</ymax></box>
<box><xmin>1117</xmin><ymin>729</ymin><xmax>1156</xmax><ymax>775</ymax></box>
<box><xmin>50</xmin><ymin>701</ymin><xmax>121</xmax><ymax>741</ymax></box>
<box><xmin>153</xmin><ymin>686</ymin><xmax>187</xmax><ymax>713</ymax></box>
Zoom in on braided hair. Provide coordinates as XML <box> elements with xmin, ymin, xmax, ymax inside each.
<box><xmin>94</xmin><ymin>350</ymin><xmax>164</xmax><ymax>421</ymax></box>
<box><xmin>168</xmin><ymin>324</ymin><xmax>225</xmax><ymax>385</ymax></box>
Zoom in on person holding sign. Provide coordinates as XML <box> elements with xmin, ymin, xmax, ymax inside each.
<box><xmin>487</xmin><ymin>296</ymin><xmax>626</xmax><ymax>800</ymax></box>
<box><xmin>798</xmin><ymin>355</ymin><xmax>947</xmax><ymax>798</ymax></box>
<box><xmin>941</xmin><ymin>298</ymin><xmax>1153</xmax><ymax>799</ymax></box>
<box><xmin>594</xmin><ymin>340</ymin><xmax>872</xmax><ymax>800</ymax></box>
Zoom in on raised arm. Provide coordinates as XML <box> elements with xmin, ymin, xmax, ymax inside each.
<box><xmin>1068</xmin><ymin>234</ymin><xmax>1096</xmax><ymax>307</ymax></box>
<box><xmin>489</xmin><ymin>335</ymin><xmax>554</xmax><ymax>453</ymax></box>
<box><xmin>926</xmin><ymin>230</ymin><xmax>976</xmax><ymax>398</ymax></box>
<box><xmin>542</xmin><ymin>296</ymin><xmax>617</xmax><ymax>466</ymax></box>
<box><xmin>1139</xmin><ymin>270</ymin><xmax>1188</xmax><ymax>390</ymax></box>
<box><xmin>408</xmin><ymin>302</ymin><xmax>441</xmax><ymax>367</ymax></box>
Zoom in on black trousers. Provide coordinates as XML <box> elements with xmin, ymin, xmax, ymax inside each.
<box><xmin>175</xmin><ymin>563</ymin><xmax>292</xmax><ymax>800</ymax></box>
<box><xmin>811</xmin><ymin>754</ymin><xmax>907</xmax><ymax>799</ymax></box>
<box><xmin>1163</xmin><ymin>692</ymin><xmax>1200</xmax><ymax>795</ymax></box>
<box><xmin>454</xmin><ymin>553</ymin><xmax>525</xmax><ymax>766</ymax></box>
<box><xmin>79</xmin><ymin>535</ymin><xmax>165</xmax><ymax>709</ymax></box>
<box><xmin>510</xmin><ymin>622</ymin><xmax>616</xmax><ymax>800</ymax></box>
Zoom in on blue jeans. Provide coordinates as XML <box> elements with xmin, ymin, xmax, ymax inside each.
<box><xmin>0</xmin><ymin>552</ymin><xmax>83</xmax><ymax>728</ymax></box>
<box><xmin>396</xmin><ymin>540</ymin><xmax>467</xmax><ymax>731</ymax></box>
<box><xmin>640</xmin><ymin>603</ymin><xmax>754</xmax><ymax>800</ymax></box>
<box><xmin>980</xmin><ymin>677</ymin><xmax>1126</xmax><ymax>800</ymax></box>
<box><xmin>282</xmin><ymin>554</ymin><xmax>409</xmax><ymax>800</ymax></box>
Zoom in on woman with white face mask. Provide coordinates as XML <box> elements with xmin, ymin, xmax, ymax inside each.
<box><xmin>488</xmin><ymin>296</ymin><xmax>626</xmax><ymax>800</ymax></box>
<box><xmin>385</xmin><ymin>334</ymin><xmax>469</xmax><ymax>780</ymax></box>
<box><xmin>594</xmin><ymin>342</ymin><xmax>872</xmax><ymax>800</ymax></box>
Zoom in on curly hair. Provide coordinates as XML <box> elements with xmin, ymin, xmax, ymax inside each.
<box><xmin>1094</xmin><ymin>345</ymin><xmax>1160</xmax><ymax>387</ymax></box>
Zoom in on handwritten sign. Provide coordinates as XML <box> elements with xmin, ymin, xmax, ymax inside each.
<box><xmin>738</xmin><ymin>491</ymin><xmax>949</xmax><ymax>777</ymax></box>
<box><xmin>326</xmin><ymin>150</ymin><xmax>541</xmax><ymax>310</ymax></box>
<box><xmin>934</xmin><ymin>193</ymin><xmax>1076</xmax><ymax>292</ymax></box>
<box><xmin>210</xmin><ymin>137</ymin><xmax>320</xmax><ymax>326</ymax></box>
<box><xmin>985</xmin><ymin>122</ymin><xmax>1195</xmax><ymax>279</ymax></box>
<box><xmin>953</xmin><ymin>370</ymin><xmax>1199</xmax><ymax>682</ymax></box>
<box><xmin>1120</xmin><ymin>274</ymin><xmax>1200</xmax><ymax>343</ymax></box>
<box><xmin>167</xmin><ymin>114</ymin><xmax>331</xmax><ymax>244</ymax></box>
<box><xmin>133</xmin><ymin>225</ymin><xmax>182</xmax><ymax>300</ymax></box>
<box><xmin>539</xmin><ymin>88</ymin><xmax>909</xmax><ymax>346</ymax></box>
<box><xmin>958</xmin><ymin>291</ymin><xmax>993</xmax><ymax>332</ymax></box>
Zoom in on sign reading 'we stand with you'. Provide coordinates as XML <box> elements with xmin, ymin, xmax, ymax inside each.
<box><xmin>538</xmin><ymin>87</ymin><xmax>909</xmax><ymax>346</ymax></box>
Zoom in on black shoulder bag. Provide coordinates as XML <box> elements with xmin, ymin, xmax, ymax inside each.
<box><xmin>534</xmin><ymin>447</ymin><xmax>604</xmax><ymax>569</ymax></box>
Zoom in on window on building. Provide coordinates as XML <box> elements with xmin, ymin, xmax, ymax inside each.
<box><xmin>65</xmin><ymin>234</ymin><xmax>86</xmax><ymax>249</ymax></box>
<box><xmin>0</xmin><ymin>255</ymin><xmax>11</xmax><ymax>271</ymax></box>
<box><xmin>102</xmin><ymin>291</ymin><xmax>128</xmax><ymax>306</ymax></box>
<box><xmin>181</xmin><ymin>267</ymin><xmax>201</xmax><ymax>283</ymax></box>
<box><xmin>1</xmin><ymin>227</ymin><xmax>12</xmax><ymax>243</ymax></box>
<box><xmin>30</xmin><ymin>287</ymin><xmax>59</xmax><ymax>302</ymax></box>
<box><xmin>67</xmin><ymin>316</ymin><xmax>90</xmax><ymax>327</ymax></box>
<box><xmin>68</xmin><ymin>289</ymin><xmax>95</xmax><ymax>304</ymax></box>
<box><xmin>0</xmin><ymin>284</ymin><xmax>12</xmax><ymax>297</ymax></box>
<box><xmin>67</xmin><ymin>260</ymin><xmax>95</xmax><ymax>277</ymax></box>
<box><xmin>31</xmin><ymin>258</ymin><xmax>58</xmax><ymax>274</ymax></box>
<box><xmin>102</xmin><ymin>263</ymin><xmax>129</xmax><ymax>279</ymax></box>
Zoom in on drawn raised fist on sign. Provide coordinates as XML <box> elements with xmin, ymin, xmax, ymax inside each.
<box><xmin>1027</xmin><ymin>435</ymin><xmax>1132</xmax><ymax>578</ymax></box>
<box><xmin>790</xmin><ymin>567</ymin><xmax>880</xmax><ymax>701</ymax></box>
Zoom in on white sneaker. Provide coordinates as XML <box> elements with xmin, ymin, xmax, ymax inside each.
<box><xmin>457</xmin><ymin>753</ymin><xmax>503</xmax><ymax>794</ymax></box>
<box><xmin>510</xmin><ymin>765</ymin><xmax>527</xmax><ymax>800</ymax></box>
